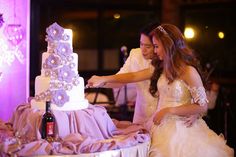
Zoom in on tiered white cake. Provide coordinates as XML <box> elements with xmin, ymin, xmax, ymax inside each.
<box><xmin>31</xmin><ymin>23</ymin><xmax>89</xmax><ymax>111</ymax></box>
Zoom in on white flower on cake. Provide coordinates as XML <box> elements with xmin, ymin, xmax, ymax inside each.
<box><xmin>47</xmin><ymin>42</ymin><xmax>57</xmax><ymax>53</ymax></box>
<box><xmin>69</xmin><ymin>62</ymin><xmax>76</xmax><ymax>69</ymax></box>
<box><xmin>62</xmin><ymin>32</ymin><xmax>70</xmax><ymax>41</ymax></box>
<box><xmin>39</xmin><ymin>92</ymin><xmax>46</xmax><ymax>100</ymax></box>
<box><xmin>72</xmin><ymin>75</ymin><xmax>80</xmax><ymax>86</ymax></box>
<box><xmin>49</xmin><ymin>81</ymin><xmax>64</xmax><ymax>89</ymax></box>
<box><xmin>66</xmin><ymin>55</ymin><xmax>74</xmax><ymax>62</ymax></box>
<box><xmin>65</xmin><ymin>84</ymin><xmax>73</xmax><ymax>90</ymax></box>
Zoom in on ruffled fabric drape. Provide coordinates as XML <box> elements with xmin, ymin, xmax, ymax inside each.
<box><xmin>0</xmin><ymin>104</ymin><xmax>150</xmax><ymax>156</ymax></box>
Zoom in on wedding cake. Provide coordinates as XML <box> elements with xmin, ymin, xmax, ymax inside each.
<box><xmin>31</xmin><ymin>22</ymin><xmax>89</xmax><ymax>111</ymax></box>
<box><xmin>0</xmin><ymin>22</ymin><xmax>151</xmax><ymax>156</ymax></box>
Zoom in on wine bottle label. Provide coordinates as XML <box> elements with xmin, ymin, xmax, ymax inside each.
<box><xmin>46</xmin><ymin>122</ymin><xmax>54</xmax><ymax>135</ymax></box>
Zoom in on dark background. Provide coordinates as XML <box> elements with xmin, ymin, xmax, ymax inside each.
<box><xmin>30</xmin><ymin>0</ymin><xmax>236</xmax><ymax>150</ymax></box>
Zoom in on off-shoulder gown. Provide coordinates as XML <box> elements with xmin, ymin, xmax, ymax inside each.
<box><xmin>149</xmin><ymin>74</ymin><xmax>234</xmax><ymax>157</ymax></box>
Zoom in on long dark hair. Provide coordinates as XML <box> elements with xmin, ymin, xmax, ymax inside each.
<box><xmin>149</xmin><ymin>24</ymin><xmax>206</xmax><ymax>97</ymax></box>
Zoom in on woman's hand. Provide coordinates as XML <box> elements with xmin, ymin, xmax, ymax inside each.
<box><xmin>153</xmin><ymin>107</ymin><xmax>171</xmax><ymax>125</ymax></box>
<box><xmin>182</xmin><ymin>114</ymin><xmax>199</xmax><ymax>127</ymax></box>
<box><xmin>87</xmin><ymin>75</ymin><xmax>106</xmax><ymax>88</ymax></box>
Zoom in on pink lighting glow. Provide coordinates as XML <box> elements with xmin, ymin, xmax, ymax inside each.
<box><xmin>0</xmin><ymin>0</ymin><xmax>30</xmax><ymax>121</ymax></box>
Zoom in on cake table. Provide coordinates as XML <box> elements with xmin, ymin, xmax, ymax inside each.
<box><xmin>0</xmin><ymin>103</ymin><xmax>150</xmax><ymax>156</ymax></box>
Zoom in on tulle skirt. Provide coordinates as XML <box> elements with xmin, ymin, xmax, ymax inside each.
<box><xmin>149</xmin><ymin>117</ymin><xmax>234</xmax><ymax>157</ymax></box>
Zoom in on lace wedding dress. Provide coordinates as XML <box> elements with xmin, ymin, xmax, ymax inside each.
<box><xmin>149</xmin><ymin>74</ymin><xmax>234</xmax><ymax>157</ymax></box>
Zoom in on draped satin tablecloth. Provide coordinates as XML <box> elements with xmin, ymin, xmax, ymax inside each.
<box><xmin>0</xmin><ymin>104</ymin><xmax>150</xmax><ymax>156</ymax></box>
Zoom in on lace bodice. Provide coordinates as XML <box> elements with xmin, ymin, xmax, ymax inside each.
<box><xmin>157</xmin><ymin>74</ymin><xmax>208</xmax><ymax>111</ymax></box>
<box><xmin>149</xmin><ymin>75</ymin><xmax>233</xmax><ymax>157</ymax></box>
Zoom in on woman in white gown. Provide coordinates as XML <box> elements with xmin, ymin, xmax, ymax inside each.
<box><xmin>87</xmin><ymin>24</ymin><xmax>234</xmax><ymax>157</ymax></box>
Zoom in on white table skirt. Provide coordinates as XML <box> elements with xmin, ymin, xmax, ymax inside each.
<box><xmin>38</xmin><ymin>141</ymin><xmax>150</xmax><ymax>157</ymax></box>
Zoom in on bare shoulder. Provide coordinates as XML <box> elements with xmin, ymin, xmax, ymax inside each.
<box><xmin>181</xmin><ymin>65</ymin><xmax>203</xmax><ymax>87</ymax></box>
<box><xmin>184</xmin><ymin>65</ymin><xmax>198</xmax><ymax>75</ymax></box>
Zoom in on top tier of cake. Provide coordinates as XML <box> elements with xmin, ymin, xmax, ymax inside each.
<box><xmin>46</xmin><ymin>27</ymin><xmax>73</xmax><ymax>52</ymax></box>
<box><xmin>41</xmin><ymin>27</ymin><xmax>78</xmax><ymax>76</ymax></box>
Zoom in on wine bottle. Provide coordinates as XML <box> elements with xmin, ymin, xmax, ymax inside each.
<box><xmin>41</xmin><ymin>101</ymin><xmax>55</xmax><ymax>142</ymax></box>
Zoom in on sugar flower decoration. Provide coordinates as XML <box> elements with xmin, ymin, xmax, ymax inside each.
<box><xmin>35</xmin><ymin>22</ymin><xmax>79</xmax><ymax>107</ymax></box>
<box><xmin>63</xmin><ymin>33</ymin><xmax>70</xmax><ymax>41</ymax></box>
<box><xmin>58</xmin><ymin>65</ymin><xmax>76</xmax><ymax>83</ymax></box>
<box><xmin>46</xmin><ymin>22</ymin><xmax>64</xmax><ymax>42</ymax></box>
<box><xmin>55</xmin><ymin>42</ymin><xmax>72</xmax><ymax>57</ymax></box>
<box><xmin>51</xmin><ymin>89</ymin><xmax>69</xmax><ymax>107</ymax></box>
<box><xmin>72</xmin><ymin>76</ymin><xmax>80</xmax><ymax>86</ymax></box>
<box><xmin>44</xmin><ymin>54</ymin><xmax>61</xmax><ymax>69</ymax></box>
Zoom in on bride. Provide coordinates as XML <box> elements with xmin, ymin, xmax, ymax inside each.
<box><xmin>87</xmin><ymin>24</ymin><xmax>234</xmax><ymax>157</ymax></box>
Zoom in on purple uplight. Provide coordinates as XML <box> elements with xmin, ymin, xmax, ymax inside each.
<box><xmin>0</xmin><ymin>0</ymin><xmax>30</xmax><ymax>121</ymax></box>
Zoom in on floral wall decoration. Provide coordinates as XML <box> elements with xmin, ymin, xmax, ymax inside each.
<box><xmin>0</xmin><ymin>13</ymin><xmax>3</xmax><ymax>80</ymax></box>
<box><xmin>0</xmin><ymin>0</ymin><xmax>30</xmax><ymax>121</ymax></box>
<box><xmin>0</xmin><ymin>0</ymin><xmax>25</xmax><ymax>76</ymax></box>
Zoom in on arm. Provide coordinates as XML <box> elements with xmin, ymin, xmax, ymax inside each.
<box><xmin>87</xmin><ymin>68</ymin><xmax>152</xmax><ymax>87</ymax></box>
<box><xmin>171</xmin><ymin>66</ymin><xmax>208</xmax><ymax>116</ymax></box>
<box><xmin>102</xmin><ymin>82</ymin><xmax>125</xmax><ymax>88</ymax></box>
<box><xmin>154</xmin><ymin>66</ymin><xmax>208</xmax><ymax>124</ymax></box>
<box><xmin>98</xmin><ymin>48</ymin><xmax>140</xmax><ymax>88</ymax></box>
